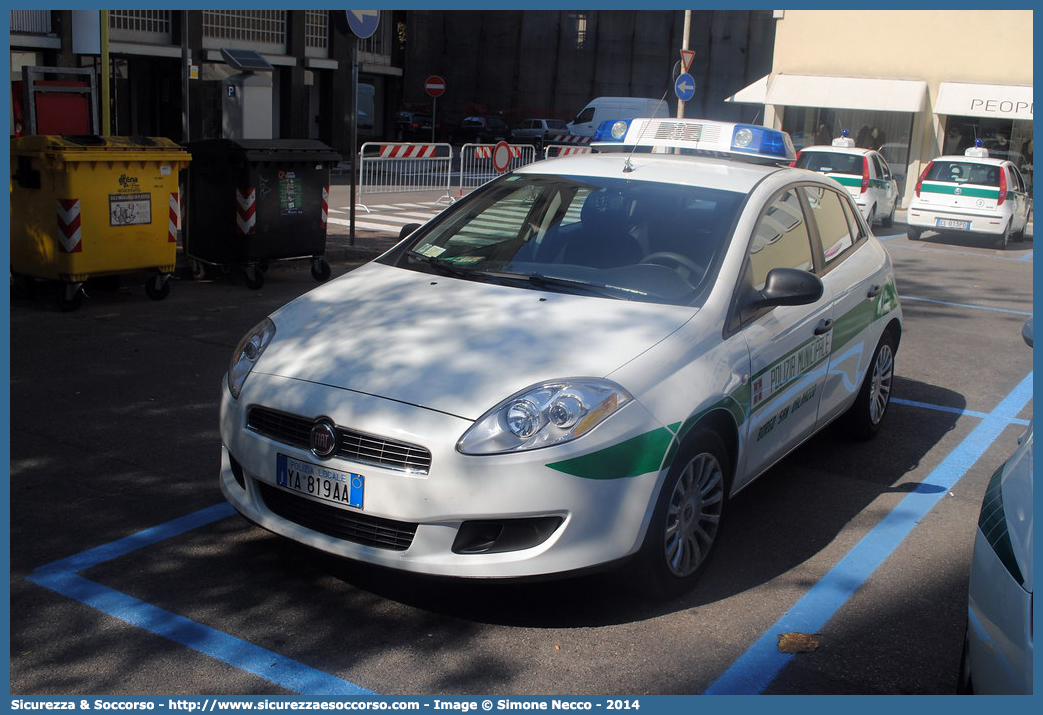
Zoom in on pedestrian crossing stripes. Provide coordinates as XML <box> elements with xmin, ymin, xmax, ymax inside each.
<box><xmin>326</xmin><ymin>199</ymin><xmax>542</xmax><ymax>238</ymax></box>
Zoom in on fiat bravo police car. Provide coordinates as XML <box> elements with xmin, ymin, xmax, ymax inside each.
<box><xmin>220</xmin><ymin>117</ymin><xmax>902</xmax><ymax>596</ymax></box>
<box><xmin>907</xmin><ymin>141</ymin><xmax>1032</xmax><ymax>246</ymax></box>
<box><xmin>793</xmin><ymin>131</ymin><xmax>900</xmax><ymax>228</ymax></box>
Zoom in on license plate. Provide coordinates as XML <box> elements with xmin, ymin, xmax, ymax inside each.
<box><xmin>936</xmin><ymin>218</ymin><xmax>971</xmax><ymax>230</ymax></box>
<box><xmin>276</xmin><ymin>454</ymin><xmax>364</xmax><ymax>509</ymax></box>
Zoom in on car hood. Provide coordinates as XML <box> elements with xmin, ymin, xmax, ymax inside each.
<box><xmin>255</xmin><ymin>262</ymin><xmax>697</xmax><ymax>420</ymax></box>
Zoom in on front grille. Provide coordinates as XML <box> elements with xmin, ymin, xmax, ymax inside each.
<box><xmin>247</xmin><ymin>406</ymin><xmax>432</xmax><ymax>474</ymax></box>
<box><xmin>257</xmin><ymin>481</ymin><xmax>417</xmax><ymax>551</ymax></box>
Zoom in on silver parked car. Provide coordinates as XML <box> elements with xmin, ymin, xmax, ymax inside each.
<box><xmin>959</xmin><ymin>317</ymin><xmax>1033</xmax><ymax>694</ymax></box>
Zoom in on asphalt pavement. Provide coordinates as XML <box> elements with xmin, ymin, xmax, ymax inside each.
<box><xmin>8</xmin><ymin>213</ymin><xmax>1033</xmax><ymax>697</ymax></box>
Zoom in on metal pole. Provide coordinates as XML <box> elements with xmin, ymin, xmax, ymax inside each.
<box><xmin>100</xmin><ymin>10</ymin><xmax>111</xmax><ymax>135</ymax></box>
<box><xmin>349</xmin><ymin>35</ymin><xmax>358</xmax><ymax>246</ymax></box>
<box><xmin>181</xmin><ymin>11</ymin><xmax>190</xmax><ymax>143</ymax></box>
<box><xmin>677</xmin><ymin>10</ymin><xmax>691</xmax><ymax>120</ymax></box>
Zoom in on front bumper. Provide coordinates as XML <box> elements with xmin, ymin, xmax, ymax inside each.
<box><xmin>220</xmin><ymin>372</ymin><xmax>668</xmax><ymax>579</ymax></box>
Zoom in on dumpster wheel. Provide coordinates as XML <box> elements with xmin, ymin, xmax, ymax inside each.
<box><xmin>312</xmin><ymin>259</ymin><xmax>332</xmax><ymax>283</ymax></box>
<box><xmin>145</xmin><ymin>273</ymin><xmax>172</xmax><ymax>301</ymax></box>
<box><xmin>244</xmin><ymin>265</ymin><xmax>265</xmax><ymax>290</ymax></box>
<box><xmin>57</xmin><ymin>283</ymin><xmax>85</xmax><ymax>313</ymax></box>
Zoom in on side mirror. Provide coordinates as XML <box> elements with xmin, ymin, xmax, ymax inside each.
<box><xmin>1022</xmin><ymin>316</ymin><xmax>1033</xmax><ymax>348</ymax></box>
<box><xmin>745</xmin><ymin>268</ymin><xmax>824</xmax><ymax>310</ymax></box>
<box><xmin>399</xmin><ymin>222</ymin><xmax>422</xmax><ymax>241</ymax></box>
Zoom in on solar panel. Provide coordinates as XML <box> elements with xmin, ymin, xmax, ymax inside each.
<box><xmin>220</xmin><ymin>48</ymin><xmax>274</xmax><ymax>72</ymax></box>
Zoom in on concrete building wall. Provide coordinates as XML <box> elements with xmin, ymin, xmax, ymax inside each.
<box><xmin>774</xmin><ymin>10</ymin><xmax>1032</xmax><ymax>86</ymax></box>
<box><xmin>401</xmin><ymin>10</ymin><xmax>775</xmax><ymax>127</ymax></box>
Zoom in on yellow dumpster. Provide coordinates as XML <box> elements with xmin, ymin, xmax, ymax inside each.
<box><xmin>10</xmin><ymin>135</ymin><xmax>191</xmax><ymax>311</ymax></box>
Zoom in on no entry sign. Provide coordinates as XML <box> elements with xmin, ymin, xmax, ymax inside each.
<box><xmin>425</xmin><ymin>75</ymin><xmax>446</xmax><ymax>98</ymax></box>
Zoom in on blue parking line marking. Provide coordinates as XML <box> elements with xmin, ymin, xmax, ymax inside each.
<box><xmin>891</xmin><ymin>397</ymin><xmax>1030</xmax><ymax>426</ymax></box>
<box><xmin>1018</xmin><ymin>250</ymin><xmax>1032</xmax><ymax>261</ymax></box>
<box><xmin>25</xmin><ymin>381</ymin><xmax>1032</xmax><ymax>697</ymax></box>
<box><xmin>705</xmin><ymin>371</ymin><xmax>1032</xmax><ymax>695</ymax></box>
<box><xmin>28</xmin><ymin>503</ymin><xmax>375</xmax><ymax>696</ymax></box>
<box><xmin>898</xmin><ymin>294</ymin><xmax>1032</xmax><ymax>316</ymax></box>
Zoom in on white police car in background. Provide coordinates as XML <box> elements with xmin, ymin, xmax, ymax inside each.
<box><xmin>907</xmin><ymin>141</ymin><xmax>1032</xmax><ymax>247</ymax></box>
<box><xmin>959</xmin><ymin>317</ymin><xmax>1033</xmax><ymax>695</ymax></box>
<box><xmin>220</xmin><ymin>117</ymin><xmax>903</xmax><ymax>596</ymax></box>
<box><xmin>793</xmin><ymin>131</ymin><xmax>900</xmax><ymax>228</ymax></box>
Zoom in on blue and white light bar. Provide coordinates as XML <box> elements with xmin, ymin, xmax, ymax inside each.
<box><xmin>592</xmin><ymin>117</ymin><xmax>796</xmax><ymax>163</ymax></box>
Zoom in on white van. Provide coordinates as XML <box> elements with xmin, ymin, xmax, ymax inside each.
<box><xmin>566</xmin><ymin>97</ymin><xmax>669</xmax><ymax>137</ymax></box>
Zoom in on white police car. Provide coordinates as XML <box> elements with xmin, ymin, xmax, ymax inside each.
<box><xmin>220</xmin><ymin>117</ymin><xmax>902</xmax><ymax>596</ymax></box>
<box><xmin>793</xmin><ymin>132</ymin><xmax>900</xmax><ymax>228</ymax></box>
<box><xmin>907</xmin><ymin>141</ymin><xmax>1032</xmax><ymax>246</ymax></box>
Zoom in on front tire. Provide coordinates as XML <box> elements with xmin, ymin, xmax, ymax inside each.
<box><xmin>635</xmin><ymin>430</ymin><xmax>729</xmax><ymax>598</ymax></box>
<box><xmin>844</xmin><ymin>331</ymin><xmax>896</xmax><ymax>439</ymax></box>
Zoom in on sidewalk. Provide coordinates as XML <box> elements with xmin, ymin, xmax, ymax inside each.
<box><xmin>323</xmin><ymin>186</ymin><xmax>459</xmax><ymax>263</ymax></box>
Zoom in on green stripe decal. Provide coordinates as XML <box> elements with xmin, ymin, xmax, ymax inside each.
<box><xmin>546</xmin><ymin>278</ymin><xmax>898</xmax><ymax>481</ymax></box>
<box><xmin>547</xmin><ymin>424</ymin><xmax>678</xmax><ymax>480</ymax></box>
<box><xmin>922</xmin><ymin>183</ymin><xmax>999</xmax><ymax>199</ymax></box>
<box><xmin>831</xmin><ymin>175</ymin><xmax>861</xmax><ymax>188</ymax></box>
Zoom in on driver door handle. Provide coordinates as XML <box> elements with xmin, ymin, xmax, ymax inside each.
<box><xmin>814</xmin><ymin>319</ymin><xmax>834</xmax><ymax>336</ymax></box>
<box><xmin>866</xmin><ymin>284</ymin><xmax>882</xmax><ymax>298</ymax></box>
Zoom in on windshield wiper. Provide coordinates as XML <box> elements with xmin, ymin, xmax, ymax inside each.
<box><xmin>407</xmin><ymin>252</ymin><xmax>476</xmax><ymax>278</ymax></box>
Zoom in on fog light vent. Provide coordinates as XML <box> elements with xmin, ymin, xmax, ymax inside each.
<box><xmin>452</xmin><ymin>516</ymin><xmax>563</xmax><ymax>554</ymax></box>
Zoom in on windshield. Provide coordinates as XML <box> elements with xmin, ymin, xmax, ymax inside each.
<box><xmin>383</xmin><ymin>173</ymin><xmax>744</xmax><ymax>307</ymax></box>
<box><xmin>925</xmin><ymin>160</ymin><xmax>1001</xmax><ymax>186</ymax></box>
<box><xmin>795</xmin><ymin>151</ymin><xmax>864</xmax><ymax>175</ymax></box>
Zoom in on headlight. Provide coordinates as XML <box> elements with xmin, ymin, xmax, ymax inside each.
<box><xmin>227</xmin><ymin>318</ymin><xmax>276</xmax><ymax>399</ymax></box>
<box><xmin>457</xmin><ymin>379</ymin><xmax>632</xmax><ymax>455</ymax></box>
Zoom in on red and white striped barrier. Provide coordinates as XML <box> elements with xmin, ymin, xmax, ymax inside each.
<box><xmin>378</xmin><ymin>144</ymin><xmax>441</xmax><ymax>159</ymax></box>
<box><xmin>55</xmin><ymin>198</ymin><xmax>82</xmax><ymax>253</ymax></box>
<box><xmin>545</xmin><ymin>145</ymin><xmax>594</xmax><ymax>159</ymax></box>
<box><xmin>358</xmin><ymin>142</ymin><xmax>454</xmax><ymax>201</ymax></box>
<box><xmin>236</xmin><ymin>188</ymin><xmax>257</xmax><ymax>234</ymax></box>
<box><xmin>473</xmin><ymin>145</ymin><xmax>522</xmax><ymax>160</ymax></box>
<box><xmin>168</xmin><ymin>192</ymin><xmax>180</xmax><ymax>243</ymax></box>
<box><xmin>553</xmin><ymin>135</ymin><xmax>592</xmax><ymax>145</ymax></box>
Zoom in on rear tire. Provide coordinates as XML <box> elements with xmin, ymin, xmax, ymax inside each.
<box><xmin>633</xmin><ymin>429</ymin><xmax>729</xmax><ymax>598</ymax></box>
<box><xmin>881</xmin><ymin>201</ymin><xmax>896</xmax><ymax>228</ymax></box>
<box><xmin>844</xmin><ymin>331</ymin><xmax>895</xmax><ymax>440</ymax></box>
<box><xmin>907</xmin><ymin>226</ymin><xmax>922</xmax><ymax>240</ymax></box>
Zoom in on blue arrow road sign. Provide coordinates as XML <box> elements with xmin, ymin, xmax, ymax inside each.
<box><xmin>675</xmin><ymin>73</ymin><xmax>696</xmax><ymax>101</ymax></box>
<box><xmin>346</xmin><ymin>10</ymin><xmax>380</xmax><ymax>39</ymax></box>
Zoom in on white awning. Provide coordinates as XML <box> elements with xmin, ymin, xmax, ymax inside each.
<box><xmin>724</xmin><ymin>74</ymin><xmax>769</xmax><ymax>104</ymax></box>
<box><xmin>934</xmin><ymin>82</ymin><xmax>1033</xmax><ymax>120</ymax></box>
<box><xmin>727</xmin><ymin>74</ymin><xmax>927</xmax><ymax>113</ymax></box>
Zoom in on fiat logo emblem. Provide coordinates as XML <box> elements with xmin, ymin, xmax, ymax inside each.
<box><xmin>309</xmin><ymin>421</ymin><xmax>338</xmax><ymax>458</ymax></box>
<box><xmin>954</xmin><ymin>187</ymin><xmax>963</xmax><ymax>195</ymax></box>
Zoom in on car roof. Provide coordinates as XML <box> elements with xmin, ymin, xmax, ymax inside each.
<box><xmin>800</xmin><ymin>144</ymin><xmax>875</xmax><ymax>157</ymax></box>
<box><xmin>514</xmin><ymin>151</ymin><xmax>787</xmax><ymax>193</ymax></box>
<box><xmin>930</xmin><ymin>154</ymin><xmax>1009</xmax><ymax>167</ymax></box>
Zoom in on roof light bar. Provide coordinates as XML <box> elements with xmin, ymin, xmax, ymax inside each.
<box><xmin>592</xmin><ymin>117</ymin><xmax>796</xmax><ymax>162</ymax></box>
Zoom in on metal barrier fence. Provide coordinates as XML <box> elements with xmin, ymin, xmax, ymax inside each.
<box><xmin>357</xmin><ymin>142</ymin><xmax>454</xmax><ymax>204</ymax></box>
<box><xmin>457</xmin><ymin>143</ymin><xmax>538</xmax><ymax>195</ymax></box>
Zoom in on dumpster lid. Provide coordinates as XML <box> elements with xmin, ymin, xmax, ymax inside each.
<box><xmin>11</xmin><ymin>134</ymin><xmax>191</xmax><ymax>159</ymax></box>
<box><xmin>186</xmin><ymin>138</ymin><xmax>342</xmax><ymax>164</ymax></box>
